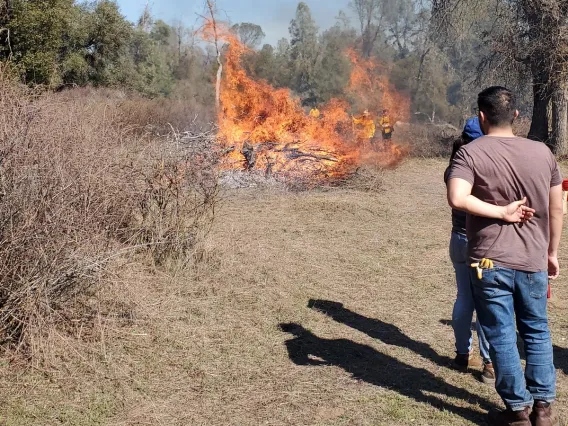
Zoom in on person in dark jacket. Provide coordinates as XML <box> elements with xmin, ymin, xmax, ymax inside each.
<box><xmin>444</xmin><ymin>117</ymin><xmax>493</xmax><ymax>383</ymax></box>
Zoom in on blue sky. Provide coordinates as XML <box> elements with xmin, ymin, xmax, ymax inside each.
<box><xmin>116</xmin><ymin>0</ymin><xmax>352</xmax><ymax>45</ymax></box>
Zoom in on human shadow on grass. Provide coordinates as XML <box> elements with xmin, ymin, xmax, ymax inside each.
<box><xmin>308</xmin><ymin>299</ymin><xmax>454</xmax><ymax>367</ymax></box>
<box><xmin>280</xmin><ymin>322</ymin><xmax>494</xmax><ymax>424</ymax></box>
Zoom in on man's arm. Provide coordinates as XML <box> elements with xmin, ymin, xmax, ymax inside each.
<box><xmin>548</xmin><ymin>184</ymin><xmax>563</xmax><ymax>279</ymax></box>
<box><xmin>447</xmin><ymin>178</ymin><xmax>535</xmax><ymax>223</ymax></box>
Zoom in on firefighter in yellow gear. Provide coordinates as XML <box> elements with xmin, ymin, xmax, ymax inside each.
<box><xmin>378</xmin><ymin>109</ymin><xmax>394</xmax><ymax>140</ymax></box>
<box><xmin>309</xmin><ymin>108</ymin><xmax>321</xmax><ymax>119</ymax></box>
<box><xmin>352</xmin><ymin>110</ymin><xmax>376</xmax><ymax>142</ymax></box>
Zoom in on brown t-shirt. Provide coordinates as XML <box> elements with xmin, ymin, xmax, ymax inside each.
<box><xmin>448</xmin><ymin>135</ymin><xmax>562</xmax><ymax>272</ymax></box>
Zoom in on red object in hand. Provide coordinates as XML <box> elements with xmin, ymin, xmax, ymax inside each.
<box><xmin>548</xmin><ymin>283</ymin><xmax>551</xmax><ymax>299</ymax></box>
<box><xmin>563</xmin><ymin>179</ymin><xmax>568</xmax><ymax>191</ymax></box>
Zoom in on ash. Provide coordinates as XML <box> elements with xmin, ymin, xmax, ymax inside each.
<box><xmin>219</xmin><ymin>170</ymin><xmax>287</xmax><ymax>190</ymax></box>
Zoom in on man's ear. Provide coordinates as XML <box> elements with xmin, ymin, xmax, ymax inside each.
<box><xmin>478</xmin><ymin>111</ymin><xmax>489</xmax><ymax>135</ymax></box>
<box><xmin>514</xmin><ymin>110</ymin><xmax>520</xmax><ymax>120</ymax></box>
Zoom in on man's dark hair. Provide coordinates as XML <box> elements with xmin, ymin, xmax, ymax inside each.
<box><xmin>450</xmin><ymin>136</ymin><xmax>469</xmax><ymax>162</ymax></box>
<box><xmin>477</xmin><ymin>86</ymin><xmax>517</xmax><ymax>127</ymax></box>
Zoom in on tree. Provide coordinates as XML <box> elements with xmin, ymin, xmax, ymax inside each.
<box><xmin>8</xmin><ymin>0</ymin><xmax>77</xmax><ymax>87</ymax></box>
<box><xmin>289</xmin><ymin>2</ymin><xmax>319</xmax><ymax>104</ymax></box>
<box><xmin>151</xmin><ymin>20</ymin><xmax>172</xmax><ymax>46</ymax></box>
<box><xmin>231</xmin><ymin>23</ymin><xmax>265</xmax><ymax>49</ymax></box>
<box><xmin>313</xmin><ymin>22</ymin><xmax>356</xmax><ymax>103</ymax></box>
<box><xmin>349</xmin><ymin>0</ymin><xmax>390</xmax><ymax>58</ymax></box>
<box><xmin>83</xmin><ymin>1</ymin><xmax>133</xmax><ymax>86</ymax></box>
<box><xmin>431</xmin><ymin>0</ymin><xmax>568</xmax><ymax>154</ymax></box>
<box><xmin>271</xmin><ymin>38</ymin><xmax>292</xmax><ymax>88</ymax></box>
<box><xmin>384</xmin><ymin>0</ymin><xmax>428</xmax><ymax>60</ymax></box>
<box><xmin>246</xmin><ymin>43</ymin><xmax>274</xmax><ymax>81</ymax></box>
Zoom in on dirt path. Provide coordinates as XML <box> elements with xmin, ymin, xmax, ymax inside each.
<box><xmin>2</xmin><ymin>158</ymin><xmax>568</xmax><ymax>425</ymax></box>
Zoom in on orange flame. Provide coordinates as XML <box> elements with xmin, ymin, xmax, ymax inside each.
<box><xmin>346</xmin><ymin>48</ymin><xmax>411</xmax><ymax>123</ymax></box>
<box><xmin>201</xmin><ymin>21</ymin><xmax>410</xmax><ymax>183</ymax></box>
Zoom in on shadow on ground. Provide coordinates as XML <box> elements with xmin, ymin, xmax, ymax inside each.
<box><xmin>280</xmin><ymin>322</ymin><xmax>494</xmax><ymax>424</ymax></box>
<box><xmin>309</xmin><ymin>299</ymin><xmax>454</xmax><ymax>367</ymax></box>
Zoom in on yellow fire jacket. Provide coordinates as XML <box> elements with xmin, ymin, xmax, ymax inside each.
<box><xmin>352</xmin><ymin>116</ymin><xmax>376</xmax><ymax>139</ymax></box>
<box><xmin>379</xmin><ymin>116</ymin><xmax>393</xmax><ymax>135</ymax></box>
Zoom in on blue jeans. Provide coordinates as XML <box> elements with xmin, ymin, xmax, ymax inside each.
<box><xmin>471</xmin><ymin>266</ymin><xmax>556</xmax><ymax>410</ymax></box>
<box><xmin>450</xmin><ymin>232</ymin><xmax>491</xmax><ymax>361</ymax></box>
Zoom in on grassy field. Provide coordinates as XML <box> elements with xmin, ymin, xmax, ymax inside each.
<box><xmin>1</xmin><ymin>158</ymin><xmax>568</xmax><ymax>425</ymax></box>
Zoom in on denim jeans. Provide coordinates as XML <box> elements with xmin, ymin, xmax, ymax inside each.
<box><xmin>471</xmin><ymin>266</ymin><xmax>556</xmax><ymax>410</ymax></box>
<box><xmin>449</xmin><ymin>232</ymin><xmax>491</xmax><ymax>361</ymax></box>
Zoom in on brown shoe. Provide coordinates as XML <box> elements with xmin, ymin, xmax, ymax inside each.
<box><xmin>488</xmin><ymin>407</ymin><xmax>530</xmax><ymax>426</ymax></box>
<box><xmin>529</xmin><ymin>401</ymin><xmax>560</xmax><ymax>426</ymax></box>
<box><xmin>482</xmin><ymin>362</ymin><xmax>496</xmax><ymax>385</ymax></box>
<box><xmin>454</xmin><ymin>351</ymin><xmax>483</xmax><ymax>370</ymax></box>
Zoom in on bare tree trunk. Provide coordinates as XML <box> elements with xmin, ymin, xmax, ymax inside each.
<box><xmin>215</xmin><ymin>55</ymin><xmax>222</xmax><ymax>111</ymax></box>
<box><xmin>206</xmin><ymin>0</ymin><xmax>222</xmax><ymax>112</ymax></box>
<box><xmin>413</xmin><ymin>45</ymin><xmax>431</xmax><ymax>104</ymax></box>
<box><xmin>552</xmin><ymin>82</ymin><xmax>568</xmax><ymax>155</ymax></box>
<box><xmin>528</xmin><ymin>69</ymin><xmax>551</xmax><ymax>143</ymax></box>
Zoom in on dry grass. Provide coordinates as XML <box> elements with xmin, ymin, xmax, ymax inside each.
<box><xmin>0</xmin><ymin>75</ymin><xmax>218</xmax><ymax>358</ymax></box>
<box><xmin>401</xmin><ymin>117</ymin><xmax>533</xmax><ymax>159</ymax></box>
<box><xmin>1</xmin><ymin>158</ymin><xmax>568</xmax><ymax>425</ymax></box>
<box><xmin>398</xmin><ymin>124</ymin><xmax>457</xmax><ymax>158</ymax></box>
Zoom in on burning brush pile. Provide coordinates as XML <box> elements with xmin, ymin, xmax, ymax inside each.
<box><xmin>202</xmin><ymin>22</ymin><xmax>410</xmax><ymax>187</ymax></box>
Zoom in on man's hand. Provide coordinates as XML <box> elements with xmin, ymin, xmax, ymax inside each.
<box><xmin>449</xmin><ymin>179</ymin><xmax>536</xmax><ymax>222</ymax></box>
<box><xmin>548</xmin><ymin>255</ymin><xmax>560</xmax><ymax>280</ymax></box>
<box><xmin>502</xmin><ymin>197</ymin><xmax>536</xmax><ymax>223</ymax></box>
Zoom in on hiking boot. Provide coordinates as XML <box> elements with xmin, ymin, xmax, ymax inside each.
<box><xmin>529</xmin><ymin>401</ymin><xmax>560</xmax><ymax>426</ymax></box>
<box><xmin>454</xmin><ymin>351</ymin><xmax>483</xmax><ymax>370</ymax></box>
<box><xmin>488</xmin><ymin>407</ymin><xmax>531</xmax><ymax>426</ymax></box>
<box><xmin>482</xmin><ymin>362</ymin><xmax>496</xmax><ymax>385</ymax></box>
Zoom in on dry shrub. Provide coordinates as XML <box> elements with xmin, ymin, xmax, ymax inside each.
<box><xmin>401</xmin><ymin>117</ymin><xmax>532</xmax><ymax>158</ymax></box>
<box><xmin>118</xmin><ymin>96</ymin><xmax>215</xmax><ymax>135</ymax></box>
<box><xmin>125</xmin><ymin>133</ymin><xmax>219</xmax><ymax>267</ymax></box>
<box><xmin>397</xmin><ymin>123</ymin><xmax>458</xmax><ymax>158</ymax></box>
<box><xmin>0</xmin><ymin>73</ymin><xmax>218</xmax><ymax>354</ymax></box>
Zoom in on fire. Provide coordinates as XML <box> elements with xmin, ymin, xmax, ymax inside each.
<box><xmin>346</xmin><ymin>48</ymin><xmax>411</xmax><ymax>124</ymax></box>
<box><xmin>201</xmin><ymin>21</ymin><xmax>410</xmax><ymax>184</ymax></box>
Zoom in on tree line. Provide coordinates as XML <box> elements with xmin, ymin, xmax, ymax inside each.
<box><xmin>0</xmin><ymin>0</ymin><xmax>217</xmax><ymax>102</ymax></box>
<box><xmin>0</xmin><ymin>0</ymin><xmax>566</xmax><ymax>154</ymax></box>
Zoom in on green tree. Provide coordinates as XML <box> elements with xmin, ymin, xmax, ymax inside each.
<box><xmin>313</xmin><ymin>22</ymin><xmax>356</xmax><ymax>103</ymax></box>
<box><xmin>8</xmin><ymin>0</ymin><xmax>77</xmax><ymax>87</ymax></box>
<box><xmin>247</xmin><ymin>44</ymin><xmax>274</xmax><ymax>81</ymax></box>
<box><xmin>83</xmin><ymin>0</ymin><xmax>133</xmax><ymax>86</ymax></box>
<box><xmin>289</xmin><ymin>2</ymin><xmax>319</xmax><ymax>104</ymax></box>
<box><xmin>231</xmin><ymin>23</ymin><xmax>265</xmax><ymax>49</ymax></box>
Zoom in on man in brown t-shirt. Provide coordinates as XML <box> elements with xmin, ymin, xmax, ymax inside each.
<box><xmin>447</xmin><ymin>86</ymin><xmax>563</xmax><ymax>426</ymax></box>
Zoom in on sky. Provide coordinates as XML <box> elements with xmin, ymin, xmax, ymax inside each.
<box><xmin>116</xmin><ymin>0</ymin><xmax>352</xmax><ymax>45</ymax></box>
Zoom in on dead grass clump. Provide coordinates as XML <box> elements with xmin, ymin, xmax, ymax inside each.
<box><xmin>0</xmin><ymin>73</ymin><xmax>218</xmax><ymax>355</ymax></box>
<box><xmin>397</xmin><ymin>123</ymin><xmax>458</xmax><ymax>158</ymax></box>
<box><xmin>343</xmin><ymin>167</ymin><xmax>385</xmax><ymax>193</ymax></box>
<box><xmin>118</xmin><ymin>96</ymin><xmax>215</xmax><ymax>135</ymax></box>
<box><xmin>125</xmin><ymin>134</ymin><xmax>219</xmax><ymax>267</ymax></box>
